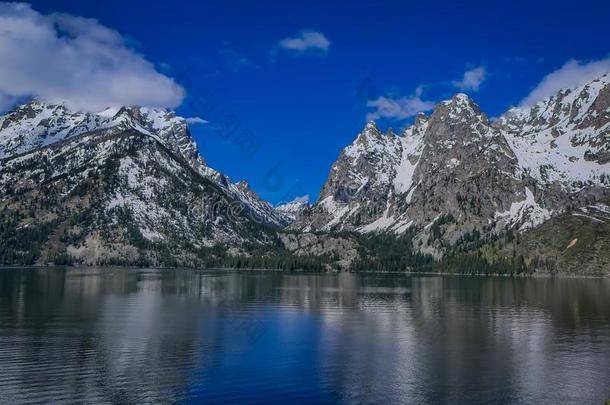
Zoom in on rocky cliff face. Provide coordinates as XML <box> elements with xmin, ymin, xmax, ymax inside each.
<box><xmin>292</xmin><ymin>74</ymin><xmax>610</xmax><ymax>257</ymax></box>
<box><xmin>294</xmin><ymin>117</ymin><xmax>426</xmax><ymax>233</ymax></box>
<box><xmin>278</xmin><ymin>232</ymin><xmax>359</xmax><ymax>270</ymax></box>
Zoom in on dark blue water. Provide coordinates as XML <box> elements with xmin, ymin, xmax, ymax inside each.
<box><xmin>0</xmin><ymin>268</ymin><xmax>609</xmax><ymax>404</ymax></box>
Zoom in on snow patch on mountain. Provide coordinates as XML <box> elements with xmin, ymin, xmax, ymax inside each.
<box><xmin>498</xmin><ymin>73</ymin><xmax>610</xmax><ymax>190</ymax></box>
<box><xmin>393</xmin><ymin>116</ymin><xmax>427</xmax><ymax>193</ymax></box>
<box><xmin>494</xmin><ymin>187</ymin><xmax>553</xmax><ymax>231</ymax></box>
<box><xmin>276</xmin><ymin>196</ymin><xmax>310</xmax><ymax>222</ymax></box>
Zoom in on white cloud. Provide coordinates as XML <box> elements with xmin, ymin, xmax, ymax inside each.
<box><xmin>185</xmin><ymin>117</ymin><xmax>208</xmax><ymax>125</ymax></box>
<box><xmin>452</xmin><ymin>66</ymin><xmax>487</xmax><ymax>92</ymax></box>
<box><xmin>0</xmin><ymin>2</ymin><xmax>184</xmax><ymax>112</ymax></box>
<box><xmin>276</xmin><ymin>30</ymin><xmax>330</xmax><ymax>56</ymax></box>
<box><xmin>367</xmin><ymin>92</ymin><xmax>435</xmax><ymax>121</ymax></box>
<box><xmin>519</xmin><ymin>57</ymin><xmax>610</xmax><ymax>107</ymax></box>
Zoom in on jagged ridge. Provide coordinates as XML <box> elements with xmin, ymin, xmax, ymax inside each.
<box><xmin>292</xmin><ymin>74</ymin><xmax>610</xmax><ymax>259</ymax></box>
<box><xmin>0</xmin><ymin>100</ymin><xmax>290</xmax><ymax>227</ymax></box>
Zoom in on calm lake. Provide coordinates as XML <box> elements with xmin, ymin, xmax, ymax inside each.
<box><xmin>0</xmin><ymin>268</ymin><xmax>608</xmax><ymax>404</ymax></box>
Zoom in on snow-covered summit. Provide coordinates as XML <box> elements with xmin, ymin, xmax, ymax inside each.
<box><xmin>293</xmin><ymin>73</ymin><xmax>610</xmax><ymax>257</ymax></box>
<box><xmin>0</xmin><ymin>100</ymin><xmax>289</xmax><ymax>227</ymax></box>
<box><xmin>0</xmin><ymin>101</ymin><xmax>106</xmax><ymax>158</ymax></box>
<box><xmin>0</xmin><ymin>101</ymin><xmax>193</xmax><ymax>159</ymax></box>
<box><xmin>276</xmin><ymin>196</ymin><xmax>310</xmax><ymax>222</ymax></box>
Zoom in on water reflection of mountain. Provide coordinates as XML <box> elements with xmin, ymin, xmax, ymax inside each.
<box><xmin>0</xmin><ymin>269</ymin><xmax>608</xmax><ymax>403</ymax></box>
<box><xmin>308</xmin><ymin>275</ymin><xmax>610</xmax><ymax>404</ymax></box>
<box><xmin>0</xmin><ymin>268</ymin><xmax>207</xmax><ymax>403</ymax></box>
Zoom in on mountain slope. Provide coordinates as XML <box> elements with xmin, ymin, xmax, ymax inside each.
<box><xmin>0</xmin><ymin>101</ymin><xmax>290</xmax><ymax>226</ymax></box>
<box><xmin>497</xmin><ymin>73</ymin><xmax>610</xmax><ymax>187</ymax></box>
<box><xmin>0</xmin><ymin>101</ymin><xmax>288</xmax><ymax>265</ymax></box>
<box><xmin>477</xmin><ymin>204</ymin><xmax>610</xmax><ymax>277</ymax></box>
<box><xmin>292</xmin><ymin>74</ymin><xmax>610</xmax><ymax>260</ymax></box>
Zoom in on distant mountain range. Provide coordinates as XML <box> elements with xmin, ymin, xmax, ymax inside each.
<box><xmin>0</xmin><ymin>74</ymin><xmax>608</xmax><ymax>274</ymax></box>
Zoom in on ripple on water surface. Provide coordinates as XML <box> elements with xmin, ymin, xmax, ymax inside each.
<box><xmin>0</xmin><ymin>268</ymin><xmax>609</xmax><ymax>403</ymax></box>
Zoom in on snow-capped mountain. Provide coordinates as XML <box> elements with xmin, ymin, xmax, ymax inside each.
<box><xmin>0</xmin><ymin>101</ymin><xmax>288</xmax><ymax>225</ymax></box>
<box><xmin>292</xmin><ymin>74</ymin><xmax>610</xmax><ymax>257</ymax></box>
<box><xmin>496</xmin><ymin>74</ymin><xmax>609</xmax><ymax>187</ymax></box>
<box><xmin>0</xmin><ymin>100</ymin><xmax>290</xmax><ymax>265</ymax></box>
<box><xmin>1</xmin><ymin>74</ymin><xmax>608</xmax><ymax>269</ymax></box>
<box><xmin>276</xmin><ymin>196</ymin><xmax>310</xmax><ymax>222</ymax></box>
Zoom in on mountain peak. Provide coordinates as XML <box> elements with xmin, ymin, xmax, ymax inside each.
<box><xmin>445</xmin><ymin>92</ymin><xmax>479</xmax><ymax>109</ymax></box>
<box><xmin>351</xmin><ymin>120</ymin><xmax>384</xmax><ymax>146</ymax></box>
<box><xmin>452</xmin><ymin>92</ymin><xmax>473</xmax><ymax>102</ymax></box>
<box><xmin>277</xmin><ymin>195</ymin><xmax>310</xmax><ymax>208</ymax></box>
<box><xmin>433</xmin><ymin>92</ymin><xmax>483</xmax><ymax>122</ymax></box>
<box><xmin>0</xmin><ymin>99</ymin><xmax>290</xmax><ymax>233</ymax></box>
<box><xmin>400</xmin><ymin>113</ymin><xmax>429</xmax><ymax>139</ymax></box>
<box><xmin>363</xmin><ymin>120</ymin><xmax>380</xmax><ymax>132</ymax></box>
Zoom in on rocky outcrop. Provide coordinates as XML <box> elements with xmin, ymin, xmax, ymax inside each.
<box><xmin>279</xmin><ymin>232</ymin><xmax>359</xmax><ymax>270</ymax></box>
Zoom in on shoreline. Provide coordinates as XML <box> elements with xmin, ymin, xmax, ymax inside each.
<box><xmin>0</xmin><ymin>264</ymin><xmax>606</xmax><ymax>279</ymax></box>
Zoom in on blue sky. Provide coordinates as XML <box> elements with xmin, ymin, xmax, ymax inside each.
<box><xmin>6</xmin><ymin>0</ymin><xmax>610</xmax><ymax>204</ymax></box>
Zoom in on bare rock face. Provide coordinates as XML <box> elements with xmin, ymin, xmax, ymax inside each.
<box><xmin>278</xmin><ymin>232</ymin><xmax>359</xmax><ymax>270</ymax></box>
<box><xmin>403</xmin><ymin>95</ymin><xmax>523</xmax><ymax>235</ymax></box>
<box><xmin>292</xmin><ymin>74</ymin><xmax>610</xmax><ymax>257</ymax></box>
